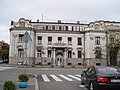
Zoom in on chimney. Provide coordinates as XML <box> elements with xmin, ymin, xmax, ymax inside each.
<box><xmin>58</xmin><ymin>20</ymin><xmax>61</xmax><ymax>23</ymax></box>
<box><xmin>37</xmin><ymin>19</ymin><xmax>39</xmax><ymax>22</ymax></box>
<box><xmin>77</xmin><ymin>21</ymin><xmax>80</xmax><ymax>24</ymax></box>
<box><xmin>11</xmin><ymin>21</ymin><xmax>14</xmax><ymax>26</ymax></box>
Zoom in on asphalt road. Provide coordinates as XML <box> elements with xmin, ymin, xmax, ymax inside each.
<box><xmin>0</xmin><ymin>65</ymin><xmax>87</xmax><ymax>90</ymax></box>
<box><xmin>36</xmin><ymin>68</ymin><xmax>88</xmax><ymax>90</ymax></box>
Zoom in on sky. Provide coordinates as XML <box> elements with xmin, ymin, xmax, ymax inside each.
<box><xmin>0</xmin><ymin>0</ymin><xmax>120</xmax><ymax>43</ymax></box>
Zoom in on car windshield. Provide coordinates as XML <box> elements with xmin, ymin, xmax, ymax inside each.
<box><xmin>97</xmin><ymin>67</ymin><xmax>120</xmax><ymax>74</ymax></box>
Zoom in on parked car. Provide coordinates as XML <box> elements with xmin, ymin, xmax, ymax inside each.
<box><xmin>17</xmin><ymin>61</ymin><xmax>27</xmax><ymax>66</ymax></box>
<box><xmin>0</xmin><ymin>60</ymin><xmax>8</xmax><ymax>64</ymax></box>
<box><xmin>81</xmin><ymin>66</ymin><xmax>120</xmax><ymax>90</ymax></box>
<box><xmin>17</xmin><ymin>62</ymin><xmax>23</xmax><ymax>65</ymax></box>
<box><xmin>0</xmin><ymin>60</ymin><xmax>3</xmax><ymax>64</ymax></box>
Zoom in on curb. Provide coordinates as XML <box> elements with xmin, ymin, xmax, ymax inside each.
<box><xmin>35</xmin><ymin>74</ymin><xmax>39</xmax><ymax>90</ymax></box>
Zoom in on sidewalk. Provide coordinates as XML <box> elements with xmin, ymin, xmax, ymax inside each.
<box><xmin>17</xmin><ymin>77</ymin><xmax>35</xmax><ymax>90</ymax></box>
<box><xmin>17</xmin><ymin>75</ymin><xmax>39</xmax><ymax>90</ymax></box>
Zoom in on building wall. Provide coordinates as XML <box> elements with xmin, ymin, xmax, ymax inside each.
<box><xmin>9</xmin><ymin>18</ymin><xmax>120</xmax><ymax>66</ymax></box>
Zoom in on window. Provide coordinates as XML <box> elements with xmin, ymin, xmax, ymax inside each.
<box><xmin>94</xmin><ymin>46</ymin><xmax>102</xmax><ymax>59</ymax></box>
<box><xmin>78</xmin><ymin>51</ymin><xmax>82</xmax><ymax>58</ymax></box>
<box><xmin>42</xmin><ymin>26</ymin><xmax>44</xmax><ymax>30</ymax></box>
<box><xmin>94</xmin><ymin>24</ymin><xmax>99</xmax><ymax>29</ymax></box>
<box><xmin>37</xmin><ymin>50</ymin><xmax>41</xmax><ymax>57</ymax></box>
<box><xmin>66</xmin><ymin>26</ymin><xmax>68</xmax><ymax>31</ymax></box>
<box><xmin>19</xmin><ymin>21</ymin><xmax>25</xmax><ymax>27</ymax></box>
<box><xmin>59</xmin><ymin>26</ymin><xmax>61</xmax><ymax>30</ymax></box>
<box><xmin>46</xmin><ymin>25</ymin><xmax>48</xmax><ymax>30</ymax></box>
<box><xmin>72</xmin><ymin>26</ymin><xmax>74</xmax><ymax>31</ymax></box>
<box><xmin>52</xmin><ymin>26</ymin><xmax>55</xmax><ymax>30</ymax></box>
<box><xmin>19</xmin><ymin>34</ymin><xmax>24</xmax><ymax>42</ymax></box>
<box><xmin>48</xmin><ymin>37</ymin><xmax>52</xmax><ymax>45</ymax></box>
<box><xmin>78</xmin><ymin>37</ymin><xmax>82</xmax><ymax>45</ymax></box>
<box><xmin>95</xmin><ymin>37</ymin><xmax>100</xmax><ymax>45</ymax></box>
<box><xmin>18</xmin><ymin>49</ymin><xmax>23</xmax><ymax>57</ymax></box>
<box><xmin>48</xmin><ymin>50</ymin><xmax>51</xmax><ymax>58</ymax></box>
<box><xmin>95</xmin><ymin>50</ymin><xmax>101</xmax><ymax>58</ymax></box>
<box><xmin>38</xmin><ymin>36</ymin><xmax>42</xmax><ymax>44</ymax></box>
<box><xmin>68</xmin><ymin>51</ymin><xmax>72</xmax><ymax>58</ymax></box>
<box><xmin>68</xmin><ymin>37</ymin><xmax>72</xmax><ymax>45</ymax></box>
<box><xmin>58</xmin><ymin>37</ymin><xmax>62</xmax><ymax>43</ymax></box>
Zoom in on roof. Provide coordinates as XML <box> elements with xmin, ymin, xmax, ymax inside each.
<box><xmin>30</xmin><ymin>21</ymin><xmax>88</xmax><ymax>25</ymax></box>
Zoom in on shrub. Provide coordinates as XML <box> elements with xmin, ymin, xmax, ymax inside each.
<box><xmin>3</xmin><ymin>80</ymin><xmax>16</xmax><ymax>90</ymax></box>
<box><xmin>18</xmin><ymin>74</ymin><xmax>29</xmax><ymax>82</ymax></box>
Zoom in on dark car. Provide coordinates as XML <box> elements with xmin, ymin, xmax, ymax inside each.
<box><xmin>81</xmin><ymin>66</ymin><xmax>120</xmax><ymax>90</ymax></box>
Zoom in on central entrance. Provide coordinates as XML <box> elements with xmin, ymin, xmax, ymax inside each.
<box><xmin>55</xmin><ymin>49</ymin><xmax>64</xmax><ymax>66</ymax></box>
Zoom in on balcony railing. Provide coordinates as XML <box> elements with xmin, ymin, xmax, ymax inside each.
<box><xmin>53</xmin><ymin>42</ymin><xmax>66</xmax><ymax>47</ymax></box>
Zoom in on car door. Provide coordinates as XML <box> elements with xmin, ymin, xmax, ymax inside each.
<box><xmin>85</xmin><ymin>67</ymin><xmax>94</xmax><ymax>86</ymax></box>
<box><xmin>82</xmin><ymin>67</ymin><xmax>93</xmax><ymax>85</ymax></box>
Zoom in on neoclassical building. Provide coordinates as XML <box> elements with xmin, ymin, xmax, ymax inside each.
<box><xmin>9</xmin><ymin>18</ymin><xmax>120</xmax><ymax>67</ymax></box>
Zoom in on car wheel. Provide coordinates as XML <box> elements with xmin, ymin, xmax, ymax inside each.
<box><xmin>81</xmin><ymin>82</ymin><xmax>84</xmax><ymax>85</ymax></box>
<box><xmin>89</xmin><ymin>82</ymin><xmax>99</xmax><ymax>90</ymax></box>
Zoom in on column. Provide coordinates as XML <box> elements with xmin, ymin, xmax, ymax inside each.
<box><xmin>64</xmin><ymin>48</ymin><xmax>67</xmax><ymax>66</ymax></box>
<box><xmin>53</xmin><ymin>48</ymin><xmax>56</xmax><ymax>66</ymax></box>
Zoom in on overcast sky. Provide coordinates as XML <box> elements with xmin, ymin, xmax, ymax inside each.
<box><xmin>0</xmin><ymin>0</ymin><xmax>120</xmax><ymax>43</ymax></box>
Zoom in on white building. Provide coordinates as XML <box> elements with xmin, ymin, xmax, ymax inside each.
<box><xmin>9</xmin><ymin>18</ymin><xmax>120</xmax><ymax>67</ymax></box>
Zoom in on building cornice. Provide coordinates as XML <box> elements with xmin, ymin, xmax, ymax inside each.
<box><xmin>9</xmin><ymin>27</ymin><xmax>35</xmax><ymax>32</ymax></box>
<box><xmin>85</xmin><ymin>30</ymin><xmax>106</xmax><ymax>33</ymax></box>
<box><xmin>30</xmin><ymin>21</ymin><xmax>88</xmax><ymax>26</ymax></box>
<box><xmin>36</xmin><ymin>29</ymin><xmax>85</xmax><ymax>34</ymax></box>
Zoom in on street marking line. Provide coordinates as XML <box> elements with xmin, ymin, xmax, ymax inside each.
<box><xmin>35</xmin><ymin>74</ymin><xmax>39</xmax><ymax>90</ymax></box>
<box><xmin>50</xmin><ymin>75</ymin><xmax>62</xmax><ymax>81</ymax></box>
<box><xmin>75</xmin><ymin>74</ymin><xmax>81</xmax><ymax>78</ymax></box>
<box><xmin>41</xmin><ymin>75</ymin><xmax>50</xmax><ymax>82</ymax></box>
<box><xmin>79</xmin><ymin>85</ymin><xmax>86</xmax><ymax>88</ymax></box>
<box><xmin>0</xmin><ymin>67</ymin><xmax>14</xmax><ymax>71</ymax></box>
<box><xmin>59</xmin><ymin>75</ymin><xmax>73</xmax><ymax>81</ymax></box>
<box><xmin>67</xmin><ymin>75</ymin><xmax>81</xmax><ymax>81</ymax></box>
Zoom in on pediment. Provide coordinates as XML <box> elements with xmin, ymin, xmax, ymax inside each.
<box><xmin>14</xmin><ymin>18</ymin><xmax>32</xmax><ymax>28</ymax></box>
<box><xmin>88</xmin><ymin>21</ymin><xmax>106</xmax><ymax>31</ymax></box>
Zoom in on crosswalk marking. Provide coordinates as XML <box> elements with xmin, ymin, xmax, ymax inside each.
<box><xmin>59</xmin><ymin>75</ymin><xmax>73</xmax><ymax>81</ymax></box>
<box><xmin>75</xmin><ymin>74</ymin><xmax>81</xmax><ymax>78</ymax></box>
<box><xmin>67</xmin><ymin>75</ymin><xmax>81</xmax><ymax>81</ymax></box>
<box><xmin>40</xmin><ymin>74</ymin><xmax>83</xmax><ymax>82</ymax></box>
<box><xmin>0</xmin><ymin>67</ymin><xmax>14</xmax><ymax>71</ymax></box>
<box><xmin>50</xmin><ymin>75</ymin><xmax>62</xmax><ymax>81</ymax></box>
<box><xmin>41</xmin><ymin>75</ymin><xmax>50</xmax><ymax>82</ymax></box>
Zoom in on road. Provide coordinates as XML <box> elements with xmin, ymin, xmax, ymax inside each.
<box><xmin>0</xmin><ymin>65</ymin><xmax>88</xmax><ymax>90</ymax></box>
<box><xmin>36</xmin><ymin>68</ymin><xmax>87</xmax><ymax>90</ymax></box>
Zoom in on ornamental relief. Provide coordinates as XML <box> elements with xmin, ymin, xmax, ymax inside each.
<box><xmin>90</xmin><ymin>36</ymin><xmax>94</xmax><ymax>40</ymax></box>
<box><xmin>13</xmin><ymin>18</ymin><xmax>32</xmax><ymax>28</ymax></box>
<box><xmin>101</xmin><ymin>37</ymin><xmax>105</xmax><ymax>40</ymax></box>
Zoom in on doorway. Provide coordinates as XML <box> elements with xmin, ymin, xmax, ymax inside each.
<box><xmin>56</xmin><ymin>50</ymin><xmax>64</xmax><ymax>66</ymax></box>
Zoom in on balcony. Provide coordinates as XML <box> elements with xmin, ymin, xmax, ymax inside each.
<box><xmin>53</xmin><ymin>42</ymin><xmax>66</xmax><ymax>47</ymax></box>
<box><xmin>36</xmin><ymin>44</ymin><xmax>43</xmax><ymax>50</ymax></box>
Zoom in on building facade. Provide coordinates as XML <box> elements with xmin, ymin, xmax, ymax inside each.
<box><xmin>9</xmin><ymin>18</ymin><xmax>120</xmax><ymax>67</ymax></box>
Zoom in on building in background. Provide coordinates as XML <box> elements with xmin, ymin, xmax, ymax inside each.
<box><xmin>9</xmin><ymin>18</ymin><xmax>120</xmax><ymax>67</ymax></box>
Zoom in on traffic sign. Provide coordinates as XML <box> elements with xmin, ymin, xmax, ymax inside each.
<box><xmin>22</xmin><ymin>31</ymin><xmax>32</xmax><ymax>43</ymax></box>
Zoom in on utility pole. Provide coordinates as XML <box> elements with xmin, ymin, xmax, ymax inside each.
<box><xmin>83</xmin><ymin>32</ymin><xmax>86</xmax><ymax>67</ymax></box>
<box><xmin>105</xmin><ymin>31</ymin><xmax>109</xmax><ymax>66</ymax></box>
<box><xmin>42</xmin><ymin>13</ymin><xmax>44</xmax><ymax>22</ymax></box>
